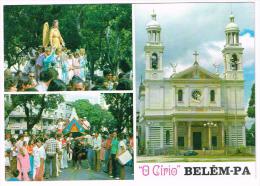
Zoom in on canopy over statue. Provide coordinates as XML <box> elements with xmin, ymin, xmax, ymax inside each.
<box><xmin>63</xmin><ymin>108</ymin><xmax>90</xmax><ymax>137</ymax></box>
<box><xmin>42</xmin><ymin>20</ymin><xmax>65</xmax><ymax>49</ymax></box>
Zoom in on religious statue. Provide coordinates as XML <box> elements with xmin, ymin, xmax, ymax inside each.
<box><xmin>213</xmin><ymin>62</ymin><xmax>220</xmax><ymax>75</ymax></box>
<box><xmin>43</xmin><ymin>20</ymin><xmax>65</xmax><ymax>49</ymax></box>
<box><xmin>170</xmin><ymin>62</ymin><xmax>177</xmax><ymax>75</ymax></box>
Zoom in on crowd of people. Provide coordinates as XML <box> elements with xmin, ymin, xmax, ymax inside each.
<box><xmin>5</xmin><ymin>46</ymin><xmax>132</xmax><ymax>92</ymax></box>
<box><xmin>5</xmin><ymin>130</ymin><xmax>134</xmax><ymax>181</ymax></box>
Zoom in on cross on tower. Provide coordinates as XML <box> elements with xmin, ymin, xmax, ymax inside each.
<box><xmin>193</xmin><ymin>51</ymin><xmax>199</xmax><ymax>64</ymax></box>
<box><xmin>151</xmin><ymin>9</ymin><xmax>156</xmax><ymax>20</ymax></box>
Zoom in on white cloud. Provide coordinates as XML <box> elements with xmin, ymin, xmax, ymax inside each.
<box><xmin>240</xmin><ymin>33</ymin><xmax>255</xmax><ymax>67</ymax></box>
<box><xmin>162</xmin><ymin>33</ymin><xmax>254</xmax><ymax>78</ymax></box>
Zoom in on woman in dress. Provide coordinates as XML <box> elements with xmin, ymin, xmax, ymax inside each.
<box><xmin>16</xmin><ymin>135</ymin><xmax>30</xmax><ymax>181</ymax></box>
<box><xmin>55</xmin><ymin>48</ymin><xmax>63</xmax><ymax>80</ymax></box>
<box><xmin>67</xmin><ymin>53</ymin><xmax>74</xmax><ymax>81</ymax></box>
<box><xmin>79</xmin><ymin>49</ymin><xmax>87</xmax><ymax>81</ymax></box>
<box><xmin>72</xmin><ymin>52</ymin><xmax>81</xmax><ymax>77</ymax></box>
<box><xmin>26</xmin><ymin>139</ymin><xmax>35</xmax><ymax>179</ymax></box>
<box><xmin>49</xmin><ymin>20</ymin><xmax>65</xmax><ymax>49</ymax></box>
<box><xmin>100</xmin><ymin>135</ymin><xmax>106</xmax><ymax>171</ymax></box>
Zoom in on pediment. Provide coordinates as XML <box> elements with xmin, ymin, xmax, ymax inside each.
<box><xmin>171</xmin><ymin>64</ymin><xmax>221</xmax><ymax>80</ymax></box>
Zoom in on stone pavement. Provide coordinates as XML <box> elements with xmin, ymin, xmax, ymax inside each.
<box><xmin>48</xmin><ymin>160</ymin><xmax>134</xmax><ymax>181</ymax></box>
<box><xmin>6</xmin><ymin>160</ymin><xmax>134</xmax><ymax>181</ymax></box>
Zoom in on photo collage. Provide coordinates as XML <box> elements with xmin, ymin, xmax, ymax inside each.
<box><xmin>1</xmin><ymin>1</ymin><xmax>258</xmax><ymax>186</ymax></box>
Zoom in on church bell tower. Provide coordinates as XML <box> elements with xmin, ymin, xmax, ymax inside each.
<box><xmin>144</xmin><ymin>11</ymin><xmax>164</xmax><ymax>80</ymax></box>
<box><xmin>222</xmin><ymin>14</ymin><xmax>244</xmax><ymax>80</ymax></box>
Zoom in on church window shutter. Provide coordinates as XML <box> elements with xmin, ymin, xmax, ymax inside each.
<box><xmin>166</xmin><ymin>130</ymin><xmax>170</xmax><ymax>145</ymax></box>
<box><xmin>210</xmin><ymin>90</ymin><xmax>215</xmax><ymax>102</ymax></box>
<box><xmin>178</xmin><ymin>89</ymin><xmax>183</xmax><ymax>102</ymax></box>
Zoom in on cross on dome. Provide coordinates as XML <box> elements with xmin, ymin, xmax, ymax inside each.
<box><xmin>193</xmin><ymin>51</ymin><xmax>199</xmax><ymax>65</ymax></box>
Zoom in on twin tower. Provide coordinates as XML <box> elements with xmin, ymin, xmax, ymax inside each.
<box><xmin>144</xmin><ymin>11</ymin><xmax>244</xmax><ymax>81</ymax></box>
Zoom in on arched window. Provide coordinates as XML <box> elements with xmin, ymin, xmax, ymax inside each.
<box><xmin>178</xmin><ymin>89</ymin><xmax>183</xmax><ymax>102</ymax></box>
<box><xmin>151</xmin><ymin>53</ymin><xmax>158</xmax><ymax>69</ymax></box>
<box><xmin>210</xmin><ymin>90</ymin><xmax>215</xmax><ymax>102</ymax></box>
<box><xmin>166</xmin><ymin>130</ymin><xmax>170</xmax><ymax>145</ymax></box>
<box><xmin>230</xmin><ymin>54</ymin><xmax>238</xmax><ymax>70</ymax></box>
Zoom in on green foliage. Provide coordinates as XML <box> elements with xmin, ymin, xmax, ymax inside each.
<box><xmin>103</xmin><ymin>93</ymin><xmax>133</xmax><ymax>133</ymax></box>
<box><xmin>72</xmin><ymin>99</ymin><xmax>116</xmax><ymax>131</ymax></box>
<box><xmin>5</xmin><ymin>94</ymin><xmax>64</xmax><ymax>131</ymax></box>
<box><xmin>246</xmin><ymin>83</ymin><xmax>255</xmax><ymax>146</ymax></box>
<box><xmin>247</xmin><ymin>83</ymin><xmax>255</xmax><ymax>118</ymax></box>
<box><xmin>4</xmin><ymin>4</ymin><xmax>132</xmax><ymax>77</ymax></box>
<box><xmin>246</xmin><ymin>123</ymin><xmax>255</xmax><ymax>146</ymax></box>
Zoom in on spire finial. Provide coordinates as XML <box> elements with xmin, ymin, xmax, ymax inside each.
<box><xmin>229</xmin><ymin>3</ymin><xmax>235</xmax><ymax>22</ymax></box>
<box><xmin>151</xmin><ymin>9</ymin><xmax>156</xmax><ymax>21</ymax></box>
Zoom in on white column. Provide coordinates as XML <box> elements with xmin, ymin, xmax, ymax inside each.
<box><xmin>145</xmin><ymin>53</ymin><xmax>150</xmax><ymax>70</ymax></box>
<box><xmin>226</xmin><ymin>33</ymin><xmax>228</xmax><ymax>44</ymax></box>
<box><xmin>221</xmin><ymin>123</ymin><xmax>225</xmax><ymax>148</ymax></box>
<box><xmin>160</xmin><ymin>126</ymin><xmax>163</xmax><ymax>148</ymax></box>
<box><xmin>208</xmin><ymin>127</ymin><xmax>212</xmax><ymax>150</ymax></box>
<box><xmin>188</xmin><ymin>122</ymin><xmax>192</xmax><ymax>149</ymax></box>
<box><xmin>242</xmin><ymin>124</ymin><xmax>246</xmax><ymax>146</ymax></box>
<box><xmin>145</xmin><ymin>125</ymin><xmax>150</xmax><ymax>150</ymax></box>
<box><xmin>159</xmin><ymin>52</ymin><xmax>163</xmax><ymax>70</ymax></box>
<box><xmin>174</xmin><ymin>122</ymin><xmax>178</xmax><ymax>150</ymax></box>
<box><xmin>204</xmin><ymin>86</ymin><xmax>208</xmax><ymax>107</ymax></box>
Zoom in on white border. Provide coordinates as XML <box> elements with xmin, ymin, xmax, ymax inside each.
<box><xmin>0</xmin><ymin>0</ymin><xmax>259</xmax><ymax>186</ymax></box>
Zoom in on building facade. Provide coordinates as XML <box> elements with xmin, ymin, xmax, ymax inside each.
<box><xmin>138</xmin><ymin>12</ymin><xmax>246</xmax><ymax>155</ymax></box>
<box><xmin>5</xmin><ymin>95</ymin><xmax>72</xmax><ymax>134</ymax></box>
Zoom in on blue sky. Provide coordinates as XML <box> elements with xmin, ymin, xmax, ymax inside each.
<box><xmin>135</xmin><ymin>3</ymin><xmax>255</xmax><ymax>117</ymax></box>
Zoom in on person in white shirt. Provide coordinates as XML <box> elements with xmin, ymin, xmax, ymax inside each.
<box><xmin>5</xmin><ymin>134</ymin><xmax>12</xmax><ymax>152</ymax></box>
<box><xmin>93</xmin><ymin>132</ymin><xmax>102</xmax><ymax>171</ymax></box>
<box><xmin>66</xmin><ymin>133</ymin><xmax>74</xmax><ymax>161</ymax></box>
<box><xmin>23</xmin><ymin>132</ymin><xmax>30</xmax><ymax>145</ymax></box>
<box><xmin>117</xmin><ymin>134</ymin><xmax>127</xmax><ymax>180</ymax></box>
<box><xmin>86</xmin><ymin>133</ymin><xmax>94</xmax><ymax>170</ymax></box>
<box><xmin>10</xmin><ymin>138</ymin><xmax>18</xmax><ymax>173</ymax></box>
<box><xmin>5</xmin><ymin>134</ymin><xmax>12</xmax><ymax>170</ymax></box>
<box><xmin>56</xmin><ymin>134</ymin><xmax>63</xmax><ymax>175</ymax></box>
<box><xmin>33</xmin><ymin>138</ymin><xmax>46</xmax><ymax>181</ymax></box>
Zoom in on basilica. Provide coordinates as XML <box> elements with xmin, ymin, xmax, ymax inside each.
<box><xmin>138</xmin><ymin>12</ymin><xmax>246</xmax><ymax>155</ymax></box>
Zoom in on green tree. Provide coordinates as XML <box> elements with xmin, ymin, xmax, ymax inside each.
<box><xmin>246</xmin><ymin>123</ymin><xmax>255</xmax><ymax>146</ymax></box>
<box><xmin>5</xmin><ymin>94</ymin><xmax>64</xmax><ymax>132</ymax></box>
<box><xmin>246</xmin><ymin>83</ymin><xmax>255</xmax><ymax>146</ymax></box>
<box><xmin>247</xmin><ymin>83</ymin><xmax>255</xmax><ymax>118</ymax></box>
<box><xmin>72</xmin><ymin>99</ymin><xmax>116</xmax><ymax>131</ymax></box>
<box><xmin>103</xmin><ymin>93</ymin><xmax>133</xmax><ymax>133</ymax></box>
<box><xmin>4</xmin><ymin>4</ymin><xmax>132</xmax><ymax>78</ymax></box>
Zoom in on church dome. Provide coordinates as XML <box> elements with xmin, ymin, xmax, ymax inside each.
<box><xmin>225</xmin><ymin>14</ymin><xmax>239</xmax><ymax>31</ymax></box>
<box><xmin>146</xmin><ymin>11</ymin><xmax>161</xmax><ymax>29</ymax></box>
<box><xmin>146</xmin><ymin>20</ymin><xmax>160</xmax><ymax>28</ymax></box>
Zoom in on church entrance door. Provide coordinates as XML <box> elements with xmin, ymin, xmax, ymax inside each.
<box><xmin>193</xmin><ymin>132</ymin><xmax>202</xmax><ymax>150</ymax></box>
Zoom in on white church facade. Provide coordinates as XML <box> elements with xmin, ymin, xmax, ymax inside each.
<box><xmin>138</xmin><ymin>12</ymin><xmax>246</xmax><ymax>155</ymax></box>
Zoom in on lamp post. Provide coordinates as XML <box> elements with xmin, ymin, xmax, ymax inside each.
<box><xmin>204</xmin><ymin>122</ymin><xmax>217</xmax><ymax>151</ymax></box>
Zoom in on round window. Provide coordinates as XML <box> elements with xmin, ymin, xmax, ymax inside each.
<box><xmin>192</xmin><ymin>90</ymin><xmax>202</xmax><ymax>101</ymax></box>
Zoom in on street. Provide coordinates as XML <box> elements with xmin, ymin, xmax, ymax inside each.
<box><xmin>48</xmin><ymin>160</ymin><xmax>134</xmax><ymax>180</ymax></box>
